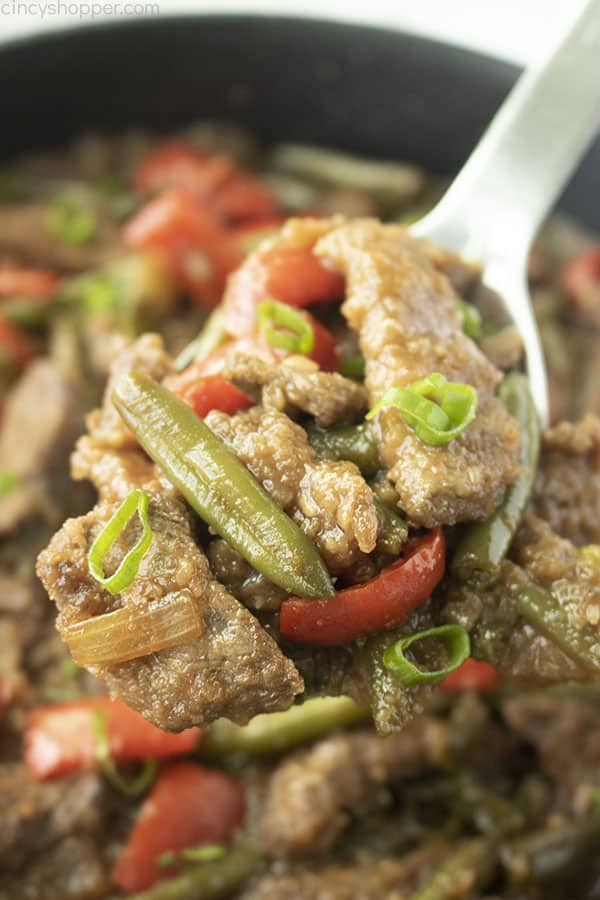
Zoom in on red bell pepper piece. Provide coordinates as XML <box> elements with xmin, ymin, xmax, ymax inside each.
<box><xmin>113</xmin><ymin>761</ymin><xmax>245</xmax><ymax>893</ymax></box>
<box><xmin>280</xmin><ymin>529</ymin><xmax>446</xmax><ymax>647</ymax></box>
<box><xmin>560</xmin><ymin>245</ymin><xmax>600</xmax><ymax>319</ymax></box>
<box><xmin>123</xmin><ymin>188</ymin><xmax>240</xmax><ymax>308</ymax></box>
<box><xmin>440</xmin><ymin>658</ymin><xmax>501</xmax><ymax>693</ymax></box>
<box><xmin>224</xmin><ymin>243</ymin><xmax>345</xmax><ymax>337</ymax></box>
<box><xmin>0</xmin><ymin>313</ymin><xmax>33</xmax><ymax>371</ymax></box>
<box><xmin>167</xmin><ymin>371</ymin><xmax>253</xmax><ymax>419</ymax></box>
<box><xmin>132</xmin><ymin>141</ymin><xmax>278</xmax><ymax>223</ymax></box>
<box><xmin>0</xmin><ymin>263</ymin><xmax>59</xmax><ymax>299</ymax></box>
<box><xmin>24</xmin><ymin>696</ymin><xmax>201</xmax><ymax>780</ymax></box>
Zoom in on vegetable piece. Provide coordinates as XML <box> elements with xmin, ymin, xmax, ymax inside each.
<box><xmin>174</xmin><ymin>305</ymin><xmax>228</xmax><ymax>372</ymax></box>
<box><xmin>88</xmin><ymin>488</ymin><xmax>153</xmax><ymax>595</ymax></box>
<box><xmin>46</xmin><ymin>193</ymin><xmax>96</xmax><ymax>244</ymax></box>
<box><xmin>214</xmin><ymin>171</ymin><xmax>278</xmax><ymax>222</ymax></box>
<box><xmin>113</xmin><ymin>372</ymin><xmax>333</xmax><ymax>599</ymax></box>
<box><xmin>159</xmin><ymin>845</ymin><xmax>226</xmax><ymax>868</ymax></box>
<box><xmin>24</xmin><ymin>696</ymin><xmax>200</xmax><ymax>780</ymax></box>
<box><xmin>0</xmin><ymin>263</ymin><xmax>59</xmax><ymax>299</ymax></box>
<box><xmin>127</xmin><ymin>843</ymin><xmax>259</xmax><ymax>900</ymax></box>
<box><xmin>514</xmin><ymin>566</ymin><xmax>600</xmax><ymax>676</ymax></box>
<box><xmin>452</xmin><ymin>374</ymin><xmax>539</xmax><ymax>582</ymax></box>
<box><xmin>440</xmin><ymin>658</ymin><xmax>501</xmax><ymax>693</ymax></box>
<box><xmin>62</xmin><ymin>595</ymin><xmax>205</xmax><ymax>668</ymax></box>
<box><xmin>306</xmin><ymin>422</ymin><xmax>379</xmax><ymax>476</ymax></box>
<box><xmin>374</xmin><ymin>496</ymin><xmax>409</xmax><ymax>555</ymax></box>
<box><xmin>0</xmin><ymin>313</ymin><xmax>33</xmax><ymax>373</ymax></box>
<box><xmin>232</xmin><ymin>220</ymin><xmax>282</xmax><ymax>255</ymax></box>
<box><xmin>367</xmin><ymin>372</ymin><xmax>478</xmax><ymax>447</ymax></box>
<box><xmin>560</xmin><ymin>244</ymin><xmax>600</xmax><ymax>320</ymax></box>
<box><xmin>92</xmin><ymin>709</ymin><xmax>157</xmax><ymax>796</ymax></box>
<box><xmin>167</xmin><ymin>369</ymin><xmax>253</xmax><ymax>419</ymax></box>
<box><xmin>0</xmin><ymin>469</ymin><xmax>17</xmax><ymax>497</ymax></box>
<box><xmin>201</xmin><ymin>696</ymin><xmax>368</xmax><ymax>758</ymax></box>
<box><xmin>123</xmin><ymin>188</ymin><xmax>240</xmax><ymax>307</ymax></box>
<box><xmin>113</xmin><ymin>761</ymin><xmax>245</xmax><ymax>893</ymax></box>
<box><xmin>455</xmin><ymin>298</ymin><xmax>482</xmax><ymax>339</ymax></box>
<box><xmin>257</xmin><ymin>298</ymin><xmax>314</xmax><ymax>354</ymax></box>
<box><xmin>193</xmin><ymin>334</ymin><xmax>282</xmax><ymax>377</ymax></box>
<box><xmin>224</xmin><ymin>243</ymin><xmax>344</xmax><ymax>336</ymax></box>
<box><xmin>501</xmin><ymin>818</ymin><xmax>600</xmax><ymax>887</ymax></box>
<box><xmin>280</xmin><ymin>529</ymin><xmax>445</xmax><ymax>646</ymax></box>
<box><xmin>340</xmin><ymin>352</ymin><xmax>365</xmax><ymax>380</ymax></box>
<box><xmin>410</xmin><ymin>838</ymin><xmax>496</xmax><ymax>900</ymax></box>
<box><xmin>382</xmin><ymin>624</ymin><xmax>470</xmax><ymax>686</ymax></box>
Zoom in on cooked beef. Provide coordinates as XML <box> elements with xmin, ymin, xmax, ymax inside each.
<box><xmin>0</xmin><ymin>835</ymin><xmax>112</xmax><ymax>900</ymax></box>
<box><xmin>0</xmin><ymin>203</ymin><xmax>121</xmax><ymax>271</ymax></box>
<box><xmin>0</xmin><ymin>359</ymin><xmax>86</xmax><ymax>535</ymax></box>
<box><xmin>479</xmin><ymin>325</ymin><xmax>524</xmax><ymax>371</ymax></box>
<box><xmin>261</xmin><ymin>719</ymin><xmax>448</xmax><ymax>858</ymax></box>
<box><xmin>207</xmin><ymin>539</ymin><xmax>286</xmax><ymax>613</ymax></box>
<box><xmin>315</xmin><ymin>218</ymin><xmax>521</xmax><ymax>526</ymax></box>
<box><xmin>225</xmin><ymin>353</ymin><xmax>368</xmax><ymax>427</ymax></box>
<box><xmin>502</xmin><ymin>692</ymin><xmax>600</xmax><ymax>811</ymax></box>
<box><xmin>206</xmin><ymin>406</ymin><xmax>378</xmax><ymax>573</ymax></box>
<box><xmin>532</xmin><ymin>415</ymin><xmax>600</xmax><ymax>545</ymax></box>
<box><xmin>0</xmin><ymin>763</ymin><xmax>107</xmax><ymax>872</ymax></box>
<box><xmin>36</xmin><ymin>338</ymin><xmax>303</xmax><ymax>729</ymax></box>
<box><xmin>242</xmin><ymin>842</ymin><xmax>449</xmax><ymax>900</ymax></box>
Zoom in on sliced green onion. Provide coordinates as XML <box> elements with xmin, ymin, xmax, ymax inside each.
<box><xmin>366</xmin><ymin>372</ymin><xmax>478</xmax><ymax>447</ymax></box>
<box><xmin>383</xmin><ymin>624</ymin><xmax>470</xmax><ymax>686</ymax></box>
<box><xmin>456</xmin><ymin>298</ymin><xmax>482</xmax><ymax>339</ymax></box>
<box><xmin>340</xmin><ymin>353</ymin><xmax>365</xmax><ymax>380</ymax></box>
<box><xmin>256</xmin><ymin>299</ymin><xmax>314</xmax><ymax>354</ymax></box>
<box><xmin>92</xmin><ymin>710</ymin><xmax>157</xmax><ymax>797</ymax></box>
<box><xmin>158</xmin><ymin>845</ymin><xmax>226</xmax><ymax>870</ymax></box>
<box><xmin>87</xmin><ymin>489</ymin><xmax>153</xmax><ymax>595</ymax></box>
<box><xmin>46</xmin><ymin>194</ymin><xmax>97</xmax><ymax>245</ymax></box>
<box><xmin>0</xmin><ymin>469</ymin><xmax>18</xmax><ymax>497</ymax></box>
<box><xmin>174</xmin><ymin>305</ymin><xmax>227</xmax><ymax>373</ymax></box>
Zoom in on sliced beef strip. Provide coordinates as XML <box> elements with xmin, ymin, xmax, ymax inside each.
<box><xmin>206</xmin><ymin>405</ymin><xmax>378</xmax><ymax>573</ymax></box>
<box><xmin>532</xmin><ymin>415</ymin><xmax>600</xmax><ymax>545</ymax></box>
<box><xmin>0</xmin><ymin>359</ymin><xmax>86</xmax><ymax>535</ymax></box>
<box><xmin>242</xmin><ymin>841</ymin><xmax>449</xmax><ymax>900</ymax></box>
<box><xmin>261</xmin><ymin>719</ymin><xmax>449</xmax><ymax>858</ymax></box>
<box><xmin>0</xmin><ymin>202</ymin><xmax>121</xmax><ymax>271</ymax></box>
<box><xmin>224</xmin><ymin>353</ymin><xmax>369</xmax><ymax>427</ymax></box>
<box><xmin>315</xmin><ymin>218</ymin><xmax>520</xmax><ymax>526</ymax></box>
<box><xmin>0</xmin><ymin>763</ymin><xmax>107</xmax><ymax>873</ymax></box>
<box><xmin>37</xmin><ymin>337</ymin><xmax>303</xmax><ymax>729</ymax></box>
<box><xmin>207</xmin><ymin>539</ymin><xmax>286</xmax><ymax>613</ymax></box>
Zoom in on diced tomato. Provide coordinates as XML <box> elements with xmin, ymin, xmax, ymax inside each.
<box><xmin>0</xmin><ymin>314</ymin><xmax>33</xmax><ymax>371</ymax></box>
<box><xmin>0</xmin><ymin>263</ymin><xmax>59</xmax><ymax>299</ymax></box>
<box><xmin>215</xmin><ymin>172</ymin><xmax>278</xmax><ymax>222</ymax></box>
<box><xmin>560</xmin><ymin>245</ymin><xmax>600</xmax><ymax>321</ymax></box>
<box><xmin>167</xmin><ymin>371</ymin><xmax>253</xmax><ymax>418</ymax></box>
<box><xmin>304</xmin><ymin>312</ymin><xmax>340</xmax><ymax>371</ymax></box>
<box><xmin>280</xmin><ymin>529</ymin><xmax>446</xmax><ymax>647</ymax></box>
<box><xmin>440</xmin><ymin>658</ymin><xmax>501</xmax><ymax>693</ymax></box>
<box><xmin>113</xmin><ymin>761</ymin><xmax>245</xmax><ymax>893</ymax></box>
<box><xmin>123</xmin><ymin>188</ymin><xmax>240</xmax><ymax>308</ymax></box>
<box><xmin>24</xmin><ymin>696</ymin><xmax>201</xmax><ymax>780</ymax></box>
<box><xmin>132</xmin><ymin>142</ymin><xmax>234</xmax><ymax>197</ymax></box>
<box><xmin>224</xmin><ymin>243</ymin><xmax>345</xmax><ymax>337</ymax></box>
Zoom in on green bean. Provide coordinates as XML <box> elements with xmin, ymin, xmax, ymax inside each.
<box><xmin>374</xmin><ymin>496</ymin><xmax>409</xmax><ymax>555</ymax></box>
<box><xmin>409</xmin><ymin>838</ymin><xmax>496</xmax><ymax>900</ymax></box>
<box><xmin>175</xmin><ymin>305</ymin><xmax>227</xmax><ymax>372</ymax></box>
<box><xmin>270</xmin><ymin>143</ymin><xmax>424</xmax><ymax>207</ymax></box>
<box><xmin>130</xmin><ymin>844</ymin><xmax>260</xmax><ymax>900</ymax></box>
<box><xmin>1</xmin><ymin>297</ymin><xmax>51</xmax><ymax>328</ymax></box>
<box><xmin>113</xmin><ymin>372</ymin><xmax>333</xmax><ymax>599</ymax></box>
<box><xmin>511</xmin><ymin>563</ymin><xmax>600</xmax><ymax>675</ymax></box>
<box><xmin>501</xmin><ymin>818</ymin><xmax>600</xmax><ymax>885</ymax></box>
<box><xmin>452</xmin><ymin>373</ymin><xmax>540</xmax><ymax>583</ymax></box>
<box><xmin>201</xmin><ymin>696</ymin><xmax>368</xmax><ymax>758</ymax></box>
<box><xmin>306</xmin><ymin>422</ymin><xmax>379</xmax><ymax>477</ymax></box>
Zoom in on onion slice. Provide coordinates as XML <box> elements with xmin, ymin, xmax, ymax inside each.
<box><xmin>63</xmin><ymin>595</ymin><xmax>204</xmax><ymax>668</ymax></box>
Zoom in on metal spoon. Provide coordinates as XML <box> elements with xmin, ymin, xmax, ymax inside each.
<box><xmin>412</xmin><ymin>0</ymin><xmax>600</xmax><ymax>426</ymax></box>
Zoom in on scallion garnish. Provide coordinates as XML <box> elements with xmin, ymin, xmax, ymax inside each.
<box><xmin>383</xmin><ymin>624</ymin><xmax>470</xmax><ymax>686</ymax></box>
<box><xmin>256</xmin><ymin>299</ymin><xmax>314</xmax><ymax>354</ymax></box>
<box><xmin>87</xmin><ymin>488</ymin><xmax>153</xmax><ymax>595</ymax></box>
<box><xmin>0</xmin><ymin>469</ymin><xmax>18</xmax><ymax>497</ymax></box>
<box><xmin>456</xmin><ymin>298</ymin><xmax>482</xmax><ymax>339</ymax></box>
<box><xmin>46</xmin><ymin>194</ymin><xmax>97</xmax><ymax>245</ymax></box>
<box><xmin>366</xmin><ymin>372</ymin><xmax>478</xmax><ymax>447</ymax></box>
<box><xmin>92</xmin><ymin>710</ymin><xmax>157</xmax><ymax>797</ymax></box>
<box><xmin>158</xmin><ymin>844</ymin><xmax>227</xmax><ymax>868</ymax></box>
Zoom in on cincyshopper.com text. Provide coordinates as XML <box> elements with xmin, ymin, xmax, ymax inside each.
<box><xmin>1</xmin><ymin>1</ymin><xmax>160</xmax><ymax>17</ymax></box>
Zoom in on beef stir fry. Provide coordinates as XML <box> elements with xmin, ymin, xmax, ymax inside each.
<box><xmin>2</xmin><ymin>126</ymin><xmax>600</xmax><ymax>899</ymax></box>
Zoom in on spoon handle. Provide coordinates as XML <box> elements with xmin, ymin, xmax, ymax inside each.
<box><xmin>413</xmin><ymin>0</ymin><xmax>600</xmax><ymax>263</ymax></box>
